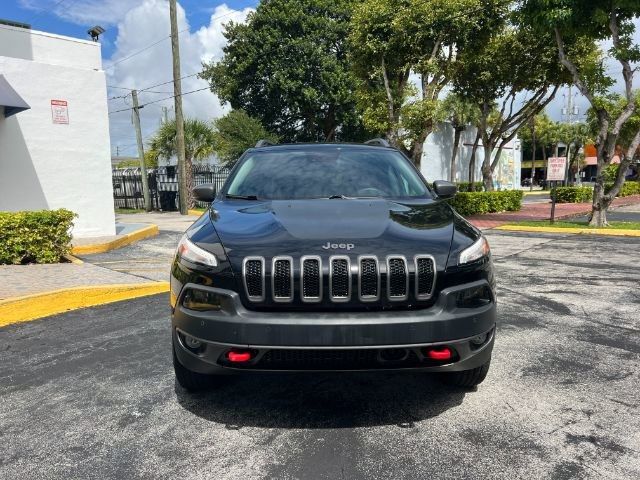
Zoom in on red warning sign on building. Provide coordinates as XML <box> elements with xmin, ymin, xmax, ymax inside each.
<box><xmin>51</xmin><ymin>99</ymin><xmax>69</xmax><ymax>124</ymax></box>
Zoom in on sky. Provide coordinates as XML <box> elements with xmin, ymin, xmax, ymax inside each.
<box><xmin>1</xmin><ymin>1</ymin><xmax>638</xmax><ymax>156</ymax></box>
<box><xmin>1</xmin><ymin>0</ymin><xmax>257</xmax><ymax>157</ymax></box>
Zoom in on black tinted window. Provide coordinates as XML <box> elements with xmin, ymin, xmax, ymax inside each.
<box><xmin>226</xmin><ymin>148</ymin><xmax>430</xmax><ymax>200</ymax></box>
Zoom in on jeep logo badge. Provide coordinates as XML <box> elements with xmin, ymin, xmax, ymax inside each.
<box><xmin>322</xmin><ymin>242</ymin><xmax>355</xmax><ymax>250</ymax></box>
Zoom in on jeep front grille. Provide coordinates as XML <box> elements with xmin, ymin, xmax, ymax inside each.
<box><xmin>243</xmin><ymin>257</ymin><xmax>265</xmax><ymax>301</ymax></box>
<box><xmin>272</xmin><ymin>256</ymin><xmax>293</xmax><ymax>302</ymax></box>
<box><xmin>415</xmin><ymin>255</ymin><xmax>436</xmax><ymax>299</ymax></box>
<box><xmin>242</xmin><ymin>254</ymin><xmax>436</xmax><ymax>304</ymax></box>
<box><xmin>358</xmin><ymin>256</ymin><xmax>379</xmax><ymax>301</ymax></box>
<box><xmin>387</xmin><ymin>256</ymin><xmax>408</xmax><ymax>301</ymax></box>
<box><xmin>330</xmin><ymin>256</ymin><xmax>351</xmax><ymax>302</ymax></box>
<box><xmin>301</xmin><ymin>256</ymin><xmax>322</xmax><ymax>302</ymax></box>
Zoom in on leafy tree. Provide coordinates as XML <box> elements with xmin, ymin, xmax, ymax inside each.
<box><xmin>522</xmin><ymin>0</ymin><xmax>640</xmax><ymax>226</ymax></box>
<box><xmin>213</xmin><ymin>110</ymin><xmax>278</xmax><ymax>166</ymax></box>
<box><xmin>149</xmin><ymin>118</ymin><xmax>216</xmax><ymax>207</ymax></box>
<box><xmin>438</xmin><ymin>93</ymin><xmax>481</xmax><ymax>182</ymax></box>
<box><xmin>116</xmin><ymin>150</ymin><xmax>159</xmax><ymax>169</ymax></box>
<box><xmin>349</xmin><ymin>0</ymin><xmax>504</xmax><ymax>167</ymax></box>
<box><xmin>453</xmin><ymin>12</ymin><xmax>580</xmax><ymax>191</ymax></box>
<box><xmin>200</xmin><ymin>0</ymin><xmax>364</xmax><ymax>143</ymax></box>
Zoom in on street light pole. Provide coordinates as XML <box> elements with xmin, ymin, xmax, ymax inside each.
<box><xmin>169</xmin><ymin>0</ymin><xmax>188</xmax><ymax>215</ymax></box>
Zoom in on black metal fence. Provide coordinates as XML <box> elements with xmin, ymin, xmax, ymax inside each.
<box><xmin>112</xmin><ymin>164</ymin><xmax>231</xmax><ymax>211</ymax></box>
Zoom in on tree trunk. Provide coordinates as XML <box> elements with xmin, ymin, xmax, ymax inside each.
<box><xmin>588</xmin><ymin>145</ymin><xmax>610</xmax><ymax>227</ymax></box>
<box><xmin>482</xmin><ymin>143</ymin><xmax>494</xmax><ymax>191</ymax></box>
<box><xmin>541</xmin><ymin>145</ymin><xmax>547</xmax><ymax>189</ymax></box>
<box><xmin>530</xmin><ymin>122</ymin><xmax>536</xmax><ymax>191</ymax></box>
<box><xmin>185</xmin><ymin>156</ymin><xmax>194</xmax><ymax>209</ymax></box>
<box><xmin>411</xmin><ymin>141</ymin><xmax>425</xmax><ymax>170</ymax></box>
<box><xmin>450</xmin><ymin>126</ymin><xmax>462</xmax><ymax>183</ymax></box>
<box><xmin>468</xmin><ymin>130</ymin><xmax>481</xmax><ymax>190</ymax></box>
<box><xmin>410</xmin><ymin>123</ymin><xmax>433</xmax><ymax>170</ymax></box>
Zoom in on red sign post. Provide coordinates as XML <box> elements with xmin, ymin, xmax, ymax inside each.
<box><xmin>546</xmin><ymin>157</ymin><xmax>567</xmax><ymax>224</ymax></box>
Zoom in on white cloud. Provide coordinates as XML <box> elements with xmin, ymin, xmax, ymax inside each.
<box><xmin>104</xmin><ymin>1</ymin><xmax>253</xmax><ymax>155</ymax></box>
<box><xmin>20</xmin><ymin>0</ymin><xmax>136</xmax><ymax>26</ymax></box>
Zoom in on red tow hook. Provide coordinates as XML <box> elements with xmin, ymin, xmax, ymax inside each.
<box><xmin>226</xmin><ymin>349</ymin><xmax>254</xmax><ymax>363</ymax></box>
<box><xmin>424</xmin><ymin>347</ymin><xmax>453</xmax><ymax>361</ymax></box>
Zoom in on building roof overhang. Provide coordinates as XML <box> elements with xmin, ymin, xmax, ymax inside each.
<box><xmin>0</xmin><ymin>74</ymin><xmax>30</xmax><ymax>118</ymax></box>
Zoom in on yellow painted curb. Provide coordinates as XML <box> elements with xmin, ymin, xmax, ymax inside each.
<box><xmin>495</xmin><ymin>225</ymin><xmax>640</xmax><ymax>237</ymax></box>
<box><xmin>0</xmin><ymin>282</ymin><xmax>170</xmax><ymax>327</ymax></box>
<box><xmin>71</xmin><ymin>224</ymin><xmax>159</xmax><ymax>255</ymax></box>
<box><xmin>188</xmin><ymin>209</ymin><xmax>206</xmax><ymax>216</ymax></box>
<box><xmin>522</xmin><ymin>191</ymin><xmax>549</xmax><ymax>196</ymax></box>
<box><xmin>63</xmin><ymin>254</ymin><xmax>84</xmax><ymax>264</ymax></box>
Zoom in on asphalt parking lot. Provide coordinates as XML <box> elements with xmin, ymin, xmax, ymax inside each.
<box><xmin>1</xmin><ymin>231</ymin><xmax>639</xmax><ymax>479</ymax></box>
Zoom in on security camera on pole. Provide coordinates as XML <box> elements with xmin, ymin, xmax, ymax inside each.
<box><xmin>169</xmin><ymin>0</ymin><xmax>188</xmax><ymax>215</ymax></box>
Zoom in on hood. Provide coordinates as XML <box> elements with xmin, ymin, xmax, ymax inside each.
<box><xmin>209</xmin><ymin>198</ymin><xmax>455</xmax><ymax>269</ymax></box>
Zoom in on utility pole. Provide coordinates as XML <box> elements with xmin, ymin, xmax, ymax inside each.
<box><xmin>170</xmin><ymin>0</ymin><xmax>188</xmax><ymax>215</ymax></box>
<box><xmin>132</xmin><ymin>89</ymin><xmax>152</xmax><ymax>212</ymax></box>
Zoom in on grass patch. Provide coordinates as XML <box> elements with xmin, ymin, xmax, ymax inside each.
<box><xmin>115</xmin><ymin>208</ymin><xmax>145</xmax><ymax>214</ymax></box>
<box><xmin>505</xmin><ymin>220</ymin><xmax>640</xmax><ymax>230</ymax></box>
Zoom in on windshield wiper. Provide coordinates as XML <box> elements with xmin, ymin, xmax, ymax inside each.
<box><xmin>225</xmin><ymin>194</ymin><xmax>259</xmax><ymax>200</ymax></box>
<box><xmin>327</xmin><ymin>194</ymin><xmax>350</xmax><ymax>199</ymax></box>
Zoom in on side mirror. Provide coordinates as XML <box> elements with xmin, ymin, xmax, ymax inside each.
<box><xmin>433</xmin><ymin>180</ymin><xmax>457</xmax><ymax>199</ymax></box>
<box><xmin>193</xmin><ymin>183</ymin><xmax>216</xmax><ymax>202</ymax></box>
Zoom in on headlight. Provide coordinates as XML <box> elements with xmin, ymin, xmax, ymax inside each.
<box><xmin>458</xmin><ymin>236</ymin><xmax>490</xmax><ymax>265</ymax></box>
<box><xmin>176</xmin><ymin>234</ymin><xmax>218</xmax><ymax>267</ymax></box>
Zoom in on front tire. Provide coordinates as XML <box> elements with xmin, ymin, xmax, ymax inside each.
<box><xmin>173</xmin><ymin>348</ymin><xmax>215</xmax><ymax>391</ymax></box>
<box><xmin>441</xmin><ymin>359</ymin><xmax>491</xmax><ymax>388</ymax></box>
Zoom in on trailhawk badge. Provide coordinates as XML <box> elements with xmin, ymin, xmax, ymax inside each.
<box><xmin>322</xmin><ymin>242</ymin><xmax>355</xmax><ymax>250</ymax></box>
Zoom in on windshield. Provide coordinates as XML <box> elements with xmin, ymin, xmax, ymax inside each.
<box><xmin>225</xmin><ymin>148</ymin><xmax>431</xmax><ymax>200</ymax></box>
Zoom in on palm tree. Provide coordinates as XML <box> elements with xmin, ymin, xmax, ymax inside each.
<box><xmin>149</xmin><ymin>118</ymin><xmax>216</xmax><ymax>208</ymax></box>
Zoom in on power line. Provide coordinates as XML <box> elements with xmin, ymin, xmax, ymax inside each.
<box><xmin>108</xmin><ymin>86</ymin><xmax>210</xmax><ymax>115</ymax></box>
<box><xmin>107</xmin><ymin>72</ymin><xmax>201</xmax><ymax>95</ymax></box>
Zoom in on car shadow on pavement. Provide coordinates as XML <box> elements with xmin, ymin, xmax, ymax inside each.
<box><xmin>175</xmin><ymin>372</ymin><xmax>468</xmax><ymax>429</ymax></box>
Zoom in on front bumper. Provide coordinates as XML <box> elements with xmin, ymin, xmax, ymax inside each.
<box><xmin>172</xmin><ymin>279</ymin><xmax>496</xmax><ymax>373</ymax></box>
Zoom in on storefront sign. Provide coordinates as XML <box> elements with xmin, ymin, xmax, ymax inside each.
<box><xmin>546</xmin><ymin>157</ymin><xmax>566</xmax><ymax>181</ymax></box>
<box><xmin>51</xmin><ymin>99</ymin><xmax>69</xmax><ymax>124</ymax></box>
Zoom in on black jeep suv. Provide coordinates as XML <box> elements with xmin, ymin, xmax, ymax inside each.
<box><xmin>170</xmin><ymin>140</ymin><xmax>496</xmax><ymax>390</ymax></box>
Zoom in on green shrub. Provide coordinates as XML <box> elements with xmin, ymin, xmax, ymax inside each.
<box><xmin>605</xmin><ymin>181</ymin><xmax>640</xmax><ymax>197</ymax></box>
<box><xmin>0</xmin><ymin>209</ymin><xmax>76</xmax><ymax>265</ymax></box>
<box><xmin>456</xmin><ymin>182</ymin><xmax>484</xmax><ymax>192</ymax></box>
<box><xmin>603</xmin><ymin>164</ymin><xmax>619</xmax><ymax>182</ymax></box>
<box><xmin>554</xmin><ymin>186</ymin><xmax>593</xmax><ymax>203</ymax></box>
<box><xmin>448</xmin><ymin>190</ymin><xmax>523</xmax><ymax>216</ymax></box>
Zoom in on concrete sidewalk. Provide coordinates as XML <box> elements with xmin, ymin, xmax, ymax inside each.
<box><xmin>0</xmin><ymin>212</ymin><xmax>200</xmax><ymax>324</ymax></box>
<box><xmin>468</xmin><ymin>194</ymin><xmax>640</xmax><ymax>229</ymax></box>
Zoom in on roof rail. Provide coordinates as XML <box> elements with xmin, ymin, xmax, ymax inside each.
<box><xmin>255</xmin><ymin>139</ymin><xmax>276</xmax><ymax>148</ymax></box>
<box><xmin>364</xmin><ymin>138</ymin><xmax>390</xmax><ymax>147</ymax></box>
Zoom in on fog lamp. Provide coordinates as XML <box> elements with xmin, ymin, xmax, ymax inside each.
<box><xmin>456</xmin><ymin>285</ymin><xmax>492</xmax><ymax>308</ymax></box>
<box><xmin>470</xmin><ymin>333</ymin><xmax>488</xmax><ymax>346</ymax></box>
<box><xmin>182</xmin><ymin>289</ymin><xmax>222</xmax><ymax>311</ymax></box>
<box><xmin>184</xmin><ymin>335</ymin><xmax>202</xmax><ymax>350</ymax></box>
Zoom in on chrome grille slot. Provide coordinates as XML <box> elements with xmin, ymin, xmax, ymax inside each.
<box><xmin>272</xmin><ymin>256</ymin><xmax>293</xmax><ymax>302</ymax></box>
<box><xmin>243</xmin><ymin>257</ymin><xmax>265</xmax><ymax>301</ymax></box>
<box><xmin>387</xmin><ymin>256</ymin><xmax>408</xmax><ymax>301</ymax></box>
<box><xmin>415</xmin><ymin>255</ymin><xmax>436</xmax><ymax>299</ymax></box>
<box><xmin>330</xmin><ymin>256</ymin><xmax>351</xmax><ymax>302</ymax></box>
<box><xmin>358</xmin><ymin>256</ymin><xmax>380</xmax><ymax>301</ymax></box>
<box><xmin>301</xmin><ymin>256</ymin><xmax>322</xmax><ymax>302</ymax></box>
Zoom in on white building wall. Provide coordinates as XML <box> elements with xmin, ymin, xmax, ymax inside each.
<box><xmin>421</xmin><ymin>123</ymin><xmax>522</xmax><ymax>190</ymax></box>
<box><xmin>0</xmin><ymin>24</ymin><xmax>115</xmax><ymax>237</ymax></box>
